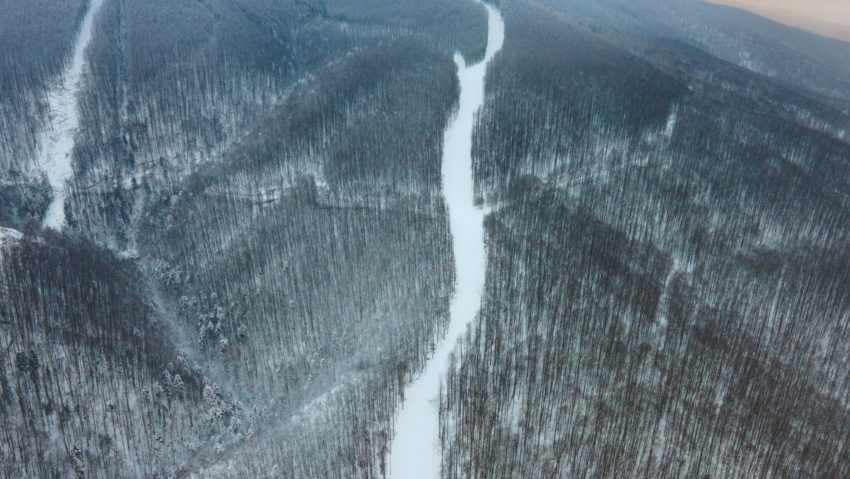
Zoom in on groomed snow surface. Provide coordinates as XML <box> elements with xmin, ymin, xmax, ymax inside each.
<box><xmin>388</xmin><ymin>3</ymin><xmax>505</xmax><ymax>478</ymax></box>
<box><xmin>40</xmin><ymin>0</ymin><xmax>106</xmax><ymax>231</ymax></box>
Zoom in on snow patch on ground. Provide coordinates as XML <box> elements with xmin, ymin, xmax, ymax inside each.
<box><xmin>388</xmin><ymin>3</ymin><xmax>505</xmax><ymax>478</ymax></box>
<box><xmin>664</xmin><ymin>107</ymin><xmax>678</xmax><ymax>140</ymax></box>
<box><xmin>39</xmin><ymin>0</ymin><xmax>106</xmax><ymax>231</ymax></box>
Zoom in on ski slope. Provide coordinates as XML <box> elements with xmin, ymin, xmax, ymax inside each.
<box><xmin>389</xmin><ymin>3</ymin><xmax>505</xmax><ymax>478</ymax></box>
<box><xmin>41</xmin><ymin>0</ymin><xmax>106</xmax><ymax>231</ymax></box>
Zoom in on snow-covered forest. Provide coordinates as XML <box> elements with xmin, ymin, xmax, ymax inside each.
<box><xmin>1</xmin><ymin>0</ymin><xmax>849</xmax><ymax>477</ymax></box>
<box><xmin>442</xmin><ymin>0</ymin><xmax>850</xmax><ymax>477</ymax></box>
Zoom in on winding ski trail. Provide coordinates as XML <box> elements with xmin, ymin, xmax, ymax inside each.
<box><xmin>389</xmin><ymin>3</ymin><xmax>504</xmax><ymax>478</ymax></box>
<box><xmin>41</xmin><ymin>0</ymin><xmax>106</xmax><ymax>231</ymax></box>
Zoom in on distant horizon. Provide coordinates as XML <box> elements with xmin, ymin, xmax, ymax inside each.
<box><xmin>708</xmin><ymin>0</ymin><xmax>850</xmax><ymax>42</ymax></box>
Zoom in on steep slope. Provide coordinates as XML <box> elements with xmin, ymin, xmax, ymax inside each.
<box><xmin>3</xmin><ymin>0</ymin><xmax>849</xmax><ymax>477</ymax></box>
<box><xmin>440</xmin><ymin>0</ymin><xmax>850</xmax><ymax>477</ymax></box>
<box><xmin>0</xmin><ymin>233</ymin><xmax>236</xmax><ymax>478</ymax></box>
<box><xmin>20</xmin><ymin>0</ymin><xmax>489</xmax><ymax>476</ymax></box>
<box><xmin>390</xmin><ymin>3</ymin><xmax>503</xmax><ymax>478</ymax></box>
<box><xmin>40</xmin><ymin>0</ymin><xmax>105</xmax><ymax>230</ymax></box>
<box><xmin>0</xmin><ymin>0</ymin><xmax>87</xmax><ymax>228</ymax></box>
<box><xmin>0</xmin><ymin>0</ymin><xmax>87</xmax><ymax>177</ymax></box>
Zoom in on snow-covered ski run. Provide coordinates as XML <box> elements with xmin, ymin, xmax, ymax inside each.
<box><xmin>388</xmin><ymin>3</ymin><xmax>505</xmax><ymax>478</ymax></box>
<box><xmin>40</xmin><ymin>0</ymin><xmax>106</xmax><ymax>231</ymax></box>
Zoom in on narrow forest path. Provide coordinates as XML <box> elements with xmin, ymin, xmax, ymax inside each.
<box><xmin>41</xmin><ymin>0</ymin><xmax>106</xmax><ymax>231</ymax></box>
<box><xmin>388</xmin><ymin>3</ymin><xmax>504</xmax><ymax>478</ymax></box>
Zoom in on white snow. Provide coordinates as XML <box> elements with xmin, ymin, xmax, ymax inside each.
<box><xmin>388</xmin><ymin>3</ymin><xmax>504</xmax><ymax>478</ymax></box>
<box><xmin>664</xmin><ymin>107</ymin><xmax>678</xmax><ymax>140</ymax></box>
<box><xmin>40</xmin><ymin>0</ymin><xmax>106</xmax><ymax>231</ymax></box>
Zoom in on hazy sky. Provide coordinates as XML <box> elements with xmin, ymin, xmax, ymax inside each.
<box><xmin>708</xmin><ymin>0</ymin><xmax>850</xmax><ymax>42</ymax></box>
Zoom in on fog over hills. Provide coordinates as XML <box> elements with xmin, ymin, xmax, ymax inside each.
<box><xmin>1</xmin><ymin>0</ymin><xmax>848</xmax><ymax>478</ymax></box>
<box><xmin>708</xmin><ymin>0</ymin><xmax>850</xmax><ymax>42</ymax></box>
